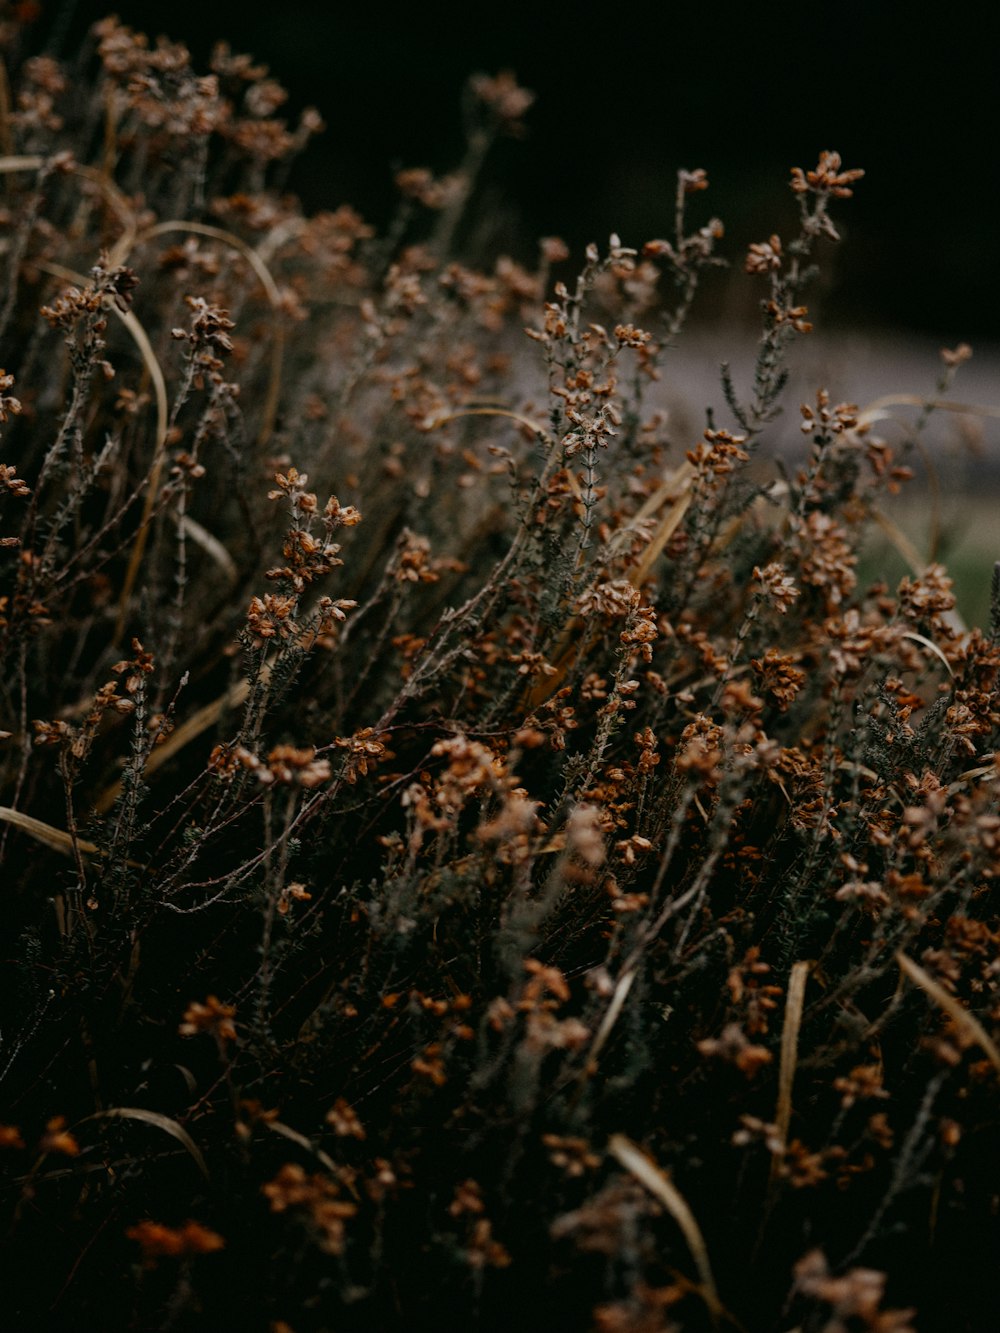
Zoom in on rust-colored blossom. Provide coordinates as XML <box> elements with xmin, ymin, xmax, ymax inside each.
<box><xmin>39</xmin><ymin>1116</ymin><xmax>79</xmax><ymax>1156</ymax></box>
<box><xmin>334</xmin><ymin>727</ymin><xmax>388</xmax><ymax>783</ymax></box>
<box><xmin>0</xmin><ymin>1124</ymin><xmax>26</xmax><ymax>1150</ymax></box>
<box><xmin>754</xmin><ymin>562</ymin><xmax>801</xmax><ymax>614</ymax></box>
<box><xmin>262</xmin><ymin>1163</ymin><xmax>356</xmax><ymax>1255</ymax></box>
<box><xmin>697</xmin><ymin>1023</ymin><xmax>772</xmax><ymax>1077</ymax></box>
<box><xmin>325</xmin><ymin>1098</ymin><xmax>366</xmax><ymax>1140</ymax></box>
<box><xmin>179</xmin><ymin>995</ymin><xmax>237</xmax><ymax>1043</ymax></box>
<box><xmin>745</xmin><ymin>234</ymin><xmax>783</xmax><ymax>274</ymax></box>
<box><xmin>790</xmin><ymin>150</ymin><xmax>865</xmax><ymax>198</ymax></box>
<box><xmin>127</xmin><ymin>1219</ymin><xmax>224</xmax><ymax>1263</ymax></box>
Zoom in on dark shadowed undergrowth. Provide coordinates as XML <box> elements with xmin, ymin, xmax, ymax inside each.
<box><xmin>1</xmin><ymin>14</ymin><xmax>998</xmax><ymax>1333</ymax></box>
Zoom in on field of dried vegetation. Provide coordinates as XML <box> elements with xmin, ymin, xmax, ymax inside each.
<box><xmin>1</xmin><ymin>14</ymin><xmax>998</xmax><ymax>1332</ymax></box>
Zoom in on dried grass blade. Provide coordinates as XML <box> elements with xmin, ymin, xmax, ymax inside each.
<box><xmin>949</xmin><ymin>753</ymin><xmax>997</xmax><ymax>792</ymax></box>
<box><xmin>868</xmin><ymin>506</ymin><xmax>925</xmax><ymax>574</ymax></box>
<box><xmin>522</xmin><ymin>624</ymin><xmax>595</xmax><ymax>710</ymax></box>
<box><xmin>0</xmin><ymin>152</ymin><xmax>50</xmax><ymax>172</ymax></box>
<box><xmin>120</xmin><ymin>219</ymin><xmax>282</xmax><ymax>304</ymax></box>
<box><xmin>265</xmin><ymin>1119</ymin><xmax>345</xmax><ymax>1184</ymax></box>
<box><xmin>0</xmin><ymin>61</ymin><xmax>14</xmax><ymax>157</ymax></box>
<box><xmin>120</xmin><ymin>220</ymin><xmax>285</xmax><ymax>446</ymax></box>
<box><xmin>34</xmin><ymin>258</ymin><xmax>172</xmax><ymax>647</ymax></box>
<box><xmin>628</xmin><ymin>485</ymin><xmax>693</xmax><ymax>589</ymax></box>
<box><xmin>434</xmin><ymin>405</ymin><xmax>552</xmax><ymax>440</ymax></box>
<box><xmin>0</xmin><ymin>155</ymin><xmax>137</xmax><ymax>247</ymax></box>
<box><xmin>858</xmin><ymin>395</ymin><xmax>1000</xmax><ymax>427</ymax></box>
<box><xmin>632</xmin><ymin>460</ymin><xmax>696</xmax><ymax>526</ymax></box>
<box><xmin>86</xmin><ymin>1106</ymin><xmax>209</xmax><ymax>1179</ymax></box>
<box><xmin>896</xmin><ymin>951</ymin><xmax>1000</xmax><ymax>1075</ymax></box>
<box><xmin>901</xmin><ymin>630</ymin><xmax>954</xmax><ymax>678</ymax></box>
<box><xmin>112</xmin><ymin>303</ymin><xmax>170</xmax><ymax>642</ymax></box>
<box><xmin>34</xmin><ymin>269</ymin><xmax>168</xmax><ymax>509</ymax></box>
<box><xmin>588</xmin><ymin>968</ymin><xmax>636</xmax><ymax>1065</ymax></box>
<box><xmin>608</xmin><ymin>1133</ymin><xmax>721</xmax><ymax>1326</ymax></box>
<box><xmin>179</xmin><ymin>514</ymin><xmax>239</xmax><ymax>584</ymax></box>
<box><xmin>771</xmin><ymin>960</ymin><xmax>810</xmax><ymax>1183</ymax></box>
<box><xmin>0</xmin><ymin>805</ymin><xmax>101</xmax><ymax>859</ymax></box>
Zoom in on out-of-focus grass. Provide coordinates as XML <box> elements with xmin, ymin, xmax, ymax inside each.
<box><xmin>859</xmin><ymin>493</ymin><xmax>996</xmax><ymax>629</ymax></box>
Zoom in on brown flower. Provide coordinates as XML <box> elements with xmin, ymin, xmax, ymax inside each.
<box><xmin>39</xmin><ymin>1116</ymin><xmax>80</xmax><ymax>1157</ymax></box>
<box><xmin>542</xmin><ymin>1134</ymin><xmax>601</xmax><ymax>1177</ymax></box>
<box><xmin>325</xmin><ymin>1098</ymin><xmax>366</xmax><ymax>1140</ymax></box>
<box><xmin>0</xmin><ymin>1124</ymin><xmax>26</xmax><ymax>1150</ymax></box>
<box><xmin>789</xmin><ymin>150</ymin><xmax>865</xmax><ymax>198</ymax></box>
<box><xmin>262</xmin><ymin>1163</ymin><xmax>356</xmax><ymax>1255</ymax></box>
<box><xmin>334</xmin><ymin>727</ymin><xmax>388</xmax><ymax>783</ymax></box>
<box><xmin>745</xmin><ymin>234</ymin><xmax>783</xmax><ymax>274</ymax></box>
<box><xmin>696</xmin><ymin>1023</ymin><xmax>772</xmax><ymax>1077</ymax></box>
<box><xmin>179</xmin><ymin>995</ymin><xmax>237</xmax><ymax>1044</ymax></box>
<box><xmin>754</xmin><ymin>562</ymin><xmax>801</xmax><ymax>614</ymax></box>
<box><xmin>127</xmin><ymin>1219</ymin><xmax>224</xmax><ymax>1262</ymax></box>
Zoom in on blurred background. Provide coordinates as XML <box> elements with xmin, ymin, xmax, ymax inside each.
<box><xmin>15</xmin><ymin>0</ymin><xmax>1000</xmax><ymax>620</ymax></box>
<box><xmin>35</xmin><ymin>0</ymin><xmax>995</xmax><ymax>340</ymax></box>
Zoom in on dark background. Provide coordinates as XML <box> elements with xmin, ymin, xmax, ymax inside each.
<box><xmin>27</xmin><ymin>0</ymin><xmax>1000</xmax><ymax>340</ymax></box>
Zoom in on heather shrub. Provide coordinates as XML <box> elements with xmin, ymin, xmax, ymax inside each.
<box><xmin>1</xmin><ymin>16</ymin><xmax>998</xmax><ymax>1333</ymax></box>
